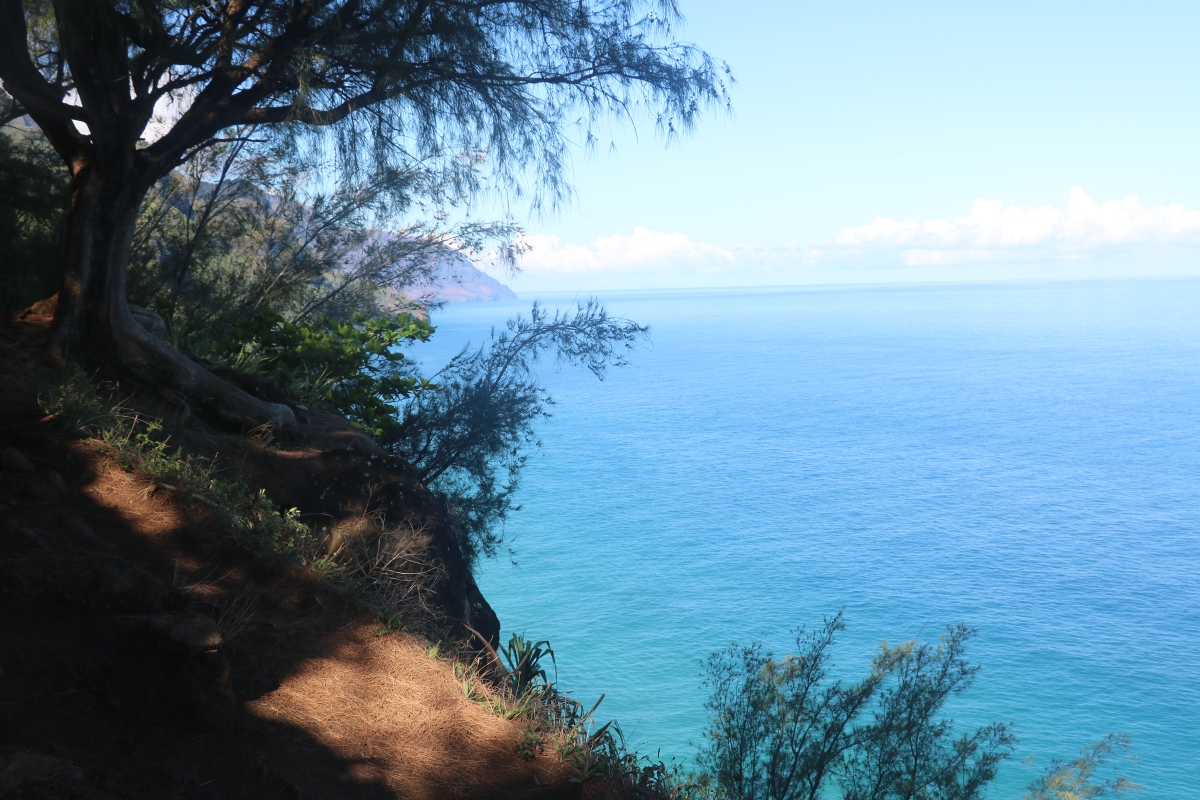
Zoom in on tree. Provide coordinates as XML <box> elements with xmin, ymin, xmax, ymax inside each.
<box><xmin>699</xmin><ymin>614</ymin><xmax>1017</xmax><ymax>800</ymax></box>
<box><xmin>0</xmin><ymin>0</ymin><xmax>725</xmax><ymax>431</ymax></box>
<box><xmin>393</xmin><ymin>299</ymin><xmax>648</xmax><ymax>562</ymax></box>
<box><xmin>125</xmin><ymin>135</ymin><xmax>518</xmax><ymax>345</ymax></box>
<box><xmin>210</xmin><ymin>298</ymin><xmax>647</xmax><ymax>563</ymax></box>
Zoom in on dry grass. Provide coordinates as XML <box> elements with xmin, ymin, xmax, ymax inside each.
<box><xmin>0</xmin><ymin>315</ymin><xmax>647</xmax><ymax>799</ymax></box>
<box><xmin>249</xmin><ymin>621</ymin><xmax>574</xmax><ymax>798</ymax></box>
<box><xmin>332</xmin><ymin>516</ymin><xmax>449</xmax><ymax>629</ymax></box>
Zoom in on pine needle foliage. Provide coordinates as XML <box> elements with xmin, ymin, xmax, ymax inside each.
<box><xmin>699</xmin><ymin>613</ymin><xmax>1017</xmax><ymax>800</ymax></box>
<box><xmin>392</xmin><ymin>299</ymin><xmax>649</xmax><ymax>563</ymax></box>
<box><xmin>1025</xmin><ymin>734</ymin><xmax>1141</xmax><ymax>800</ymax></box>
<box><xmin>125</xmin><ymin>136</ymin><xmax>522</xmax><ymax>347</ymax></box>
<box><xmin>3</xmin><ymin>0</ymin><xmax>729</xmax><ymax>222</ymax></box>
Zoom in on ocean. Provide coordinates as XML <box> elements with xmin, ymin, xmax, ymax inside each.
<box><xmin>416</xmin><ymin>278</ymin><xmax>1200</xmax><ymax>797</ymax></box>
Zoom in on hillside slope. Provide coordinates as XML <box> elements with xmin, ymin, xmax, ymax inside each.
<box><xmin>0</xmin><ymin>314</ymin><xmax>591</xmax><ymax>799</ymax></box>
<box><xmin>404</xmin><ymin>248</ymin><xmax>517</xmax><ymax>303</ymax></box>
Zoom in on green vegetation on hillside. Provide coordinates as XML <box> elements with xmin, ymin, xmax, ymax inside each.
<box><xmin>0</xmin><ymin>131</ymin><xmax>68</xmax><ymax>309</ymax></box>
<box><xmin>1</xmin><ymin>127</ymin><xmax>646</xmax><ymax>570</ymax></box>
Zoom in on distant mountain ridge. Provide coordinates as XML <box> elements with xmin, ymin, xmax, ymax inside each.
<box><xmin>404</xmin><ymin>247</ymin><xmax>516</xmax><ymax>303</ymax></box>
<box><xmin>5</xmin><ymin>117</ymin><xmax>515</xmax><ymax>305</ymax></box>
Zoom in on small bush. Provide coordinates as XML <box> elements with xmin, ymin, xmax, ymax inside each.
<box><xmin>38</xmin><ymin>363</ymin><xmax>118</xmax><ymax>435</ymax></box>
<box><xmin>514</xmin><ymin>729</ymin><xmax>544</xmax><ymax>760</ymax></box>
<box><xmin>211</xmin><ymin>307</ymin><xmax>434</xmax><ymax>437</ymax></box>
<box><xmin>339</xmin><ymin>521</ymin><xmax>447</xmax><ymax>629</ymax></box>
<box><xmin>449</xmin><ymin>631</ymin><xmax>693</xmax><ymax>795</ymax></box>
<box><xmin>500</xmin><ymin>633</ymin><xmax>557</xmax><ymax>697</ymax></box>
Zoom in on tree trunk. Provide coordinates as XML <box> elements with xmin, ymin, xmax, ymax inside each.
<box><xmin>50</xmin><ymin>163</ymin><xmax>296</xmax><ymax>433</ymax></box>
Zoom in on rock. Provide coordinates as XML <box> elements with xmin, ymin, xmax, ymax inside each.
<box><xmin>46</xmin><ymin>470</ymin><xmax>67</xmax><ymax>493</ymax></box>
<box><xmin>96</xmin><ymin>561</ymin><xmax>166</xmax><ymax>611</ymax></box>
<box><xmin>24</xmin><ymin>479</ymin><xmax>59</xmax><ymax>502</ymax></box>
<box><xmin>144</xmin><ymin>615</ymin><xmax>223</xmax><ymax>655</ymax></box>
<box><xmin>400</xmin><ymin>246</ymin><xmax>517</xmax><ymax>302</ymax></box>
<box><xmin>62</xmin><ymin>516</ymin><xmax>117</xmax><ymax>553</ymax></box>
<box><xmin>0</xmin><ymin>750</ymin><xmax>85</xmax><ymax>794</ymax></box>
<box><xmin>3</xmin><ymin>520</ymin><xmax>45</xmax><ymax>548</ymax></box>
<box><xmin>0</xmin><ymin>448</ymin><xmax>34</xmax><ymax>474</ymax></box>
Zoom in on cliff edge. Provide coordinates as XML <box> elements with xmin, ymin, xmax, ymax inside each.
<box><xmin>0</xmin><ymin>313</ymin><xmax>596</xmax><ymax>799</ymax></box>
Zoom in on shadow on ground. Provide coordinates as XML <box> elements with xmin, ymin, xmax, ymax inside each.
<box><xmin>0</xmin><ymin>318</ymin><xmax>578</xmax><ymax>799</ymax></box>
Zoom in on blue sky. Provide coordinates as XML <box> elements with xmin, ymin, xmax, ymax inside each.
<box><xmin>501</xmin><ymin>0</ymin><xmax>1200</xmax><ymax>291</ymax></box>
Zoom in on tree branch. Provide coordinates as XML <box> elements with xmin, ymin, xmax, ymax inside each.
<box><xmin>0</xmin><ymin>0</ymin><xmax>90</xmax><ymax>168</ymax></box>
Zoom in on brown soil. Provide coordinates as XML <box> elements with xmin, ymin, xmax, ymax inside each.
<box><xmin>0</xmin><ymin>316</ymin><xmax>588</xmax><ymax>799</ymax></box>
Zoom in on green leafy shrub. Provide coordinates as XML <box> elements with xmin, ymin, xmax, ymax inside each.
<box><xmin>212</xmin><ymin>307</ymin><xmax>434</xmax><ymax>437</ymax></box>
<box><xmin>514</xmin><ymin>729</ymin><xmax>544</xmax><ymax>760</ymax></box>
<box><xmin>238</xmin><ymin>491</ymin><xmax>317</xmax><ymax>557</ymax></box>
<box><xmin>38</xmin><ymin>363</ymin><xmax>118</xmax><ymax>435</ymax></box>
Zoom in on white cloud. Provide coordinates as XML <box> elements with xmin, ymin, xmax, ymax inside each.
<box><xmin>834</xmin><ymin>188</ymin><xmax>1200</xmax><ymax>265</ymax></box>
<box><xmin>509</xmin><ymin>189</ymin><xmax>1200</xmax><ymax>290</ymax></box>
<box><xmin>518</xmin><ymin>226</ymin><xmax>734</xmax><ymax>274</ymax></box>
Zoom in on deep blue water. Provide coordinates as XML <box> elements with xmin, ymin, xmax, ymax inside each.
<box><xmin>417</xmin><ymin>279</ymin><xmax>1200</xmax><ymax>797</ymax></box>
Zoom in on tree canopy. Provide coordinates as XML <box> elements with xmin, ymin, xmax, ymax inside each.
<box><xmin>1</xmin><ymin>0</ymin><xmax>727</xmax><ymax>198</ymax></box>
<box><xmin>0</xmin><ymin>0</ymin><xmax>726</xmax><ymax>432</ymax></box>
<box><xmin>700</xmin><ymin>615</ymin><xmax>1017</xmax><ymax>800</ymax></box>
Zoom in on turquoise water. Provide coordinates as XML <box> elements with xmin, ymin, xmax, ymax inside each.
<box><xmin>418</xmin><ymin>279</ymin><xmax>1200</xmax><ymax>797</ymax></box>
